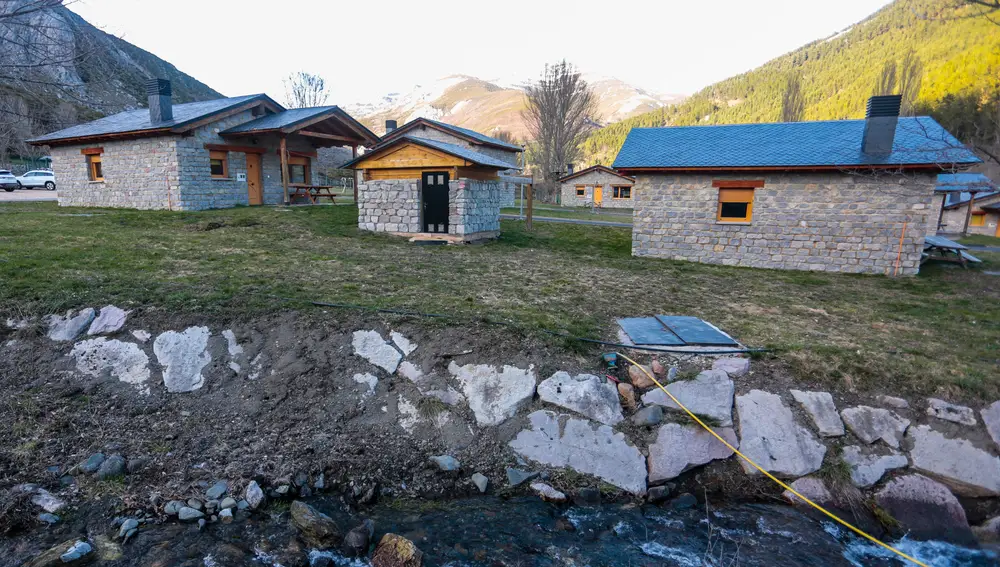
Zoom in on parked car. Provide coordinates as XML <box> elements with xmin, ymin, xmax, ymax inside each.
<box><xmin>16</xmin><ymin>169</ymin><xmax>56</xmax><ymax>190</ymax></box>
<box><xmin>0</xmin><ymin>170</ymin><xmax>18</xmax><ymax>192</ymax></box>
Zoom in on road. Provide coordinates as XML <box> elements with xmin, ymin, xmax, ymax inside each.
<box><xmin>500</xmin><ymin>214</ymin><xmax>632</xmax><ymax>228</ymax></box>
<box><xmin>0</xmin><ymin>189</ymin><xmax>58</xmax><ymax>202</ymax></box>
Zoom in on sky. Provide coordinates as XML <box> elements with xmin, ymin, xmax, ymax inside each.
<box><xmin>69</xmin><ymin>0</ymin><xmax>894</xmax><ymax>105</ymax></box>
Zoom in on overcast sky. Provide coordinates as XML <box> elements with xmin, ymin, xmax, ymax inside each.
<box><xmin>69</xmin><ymin>0</ymin><xmax>893</xmax><ymax>105</ymax></box>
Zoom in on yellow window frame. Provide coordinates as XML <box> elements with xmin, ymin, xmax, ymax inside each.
<box><xmin>717</xmin><ymin>188</ymin><xmax>754</xmax><ymax>222</ymax></box>
<box><xmin>971</xmin><ymin>212</ymin><xmax>986</xmax><ymax>227</ymax></box>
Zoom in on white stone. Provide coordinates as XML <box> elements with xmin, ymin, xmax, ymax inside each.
<box><xmin>840</xmin><ymin>406</ymin><xmax>909</xmax><ymax>449</ymax></box>
<box><xmin>390</xmin><ymin>331</ymin><xmax>417</xmax><ymax>356</ymax></box>
<box><xmin>46</xmin><ymin>308</ymin><xmax>96</xmax><ymax>341</ymax></box>
<box><xmin>153</xmin><ymin>327</ymin><xmax>212</xmax><ymax>393</ymax></box>
<box><xmin>30</xmin><ymin>488</ymin><xmax>66</xmax><ymax>513</ymax></box>
<box><xmin>449</xmin><ymin>361</ymin><xmax>536</xmax><ymax>426</ymax></box>
<box><xmin>982</xmin><ymin>401</ymin><xmax>1000</xmax><ymax>451</ymax></box>
<box><xmin>876</xmin><ymin>395</ymin><xmax>909</xmax><ymax>409</ymax></box>
<box><xmin>647</xmin><ymin>423</ymin><xmax>737</xmax><ymax>483</ymax></box>
<box><xmin>398</xmin><ymin>395</ymin><xmax>421</xmax><ymax>433</ymax></box>
<box><xmin>735</xmin><ymin>390</ymin><xmax>826</xmax><ymax>478</ymax></box>
<box><xmin>536</xmin><ymin>371</ymin><xmax>623</xmax><ymax>426</ymax></box>
<box><xmin>70</xmin><ymin>337</ymin><xmax>151</xmax><ymax>395</ymax></box>
<box><xmin>222</xmin><ymin>329</ymin><xmax>245</xmax><ymax>373</ymax></box>
<box><xmin>926</xmin><ymin>398</ymin><xmax>977</xmax><ymax>426</ymax></box>
<box><xmin>131</xmin><ymin>330</ymin><xmax>151</xmax><ymax>343</ymax></box>
<box><xmin>790</xmin><ymin>390</ymin><xmax>845</xmax><ymax>437</ymax></box>
<box><xmin>712</xmin><ymin>357</ymin><xmax>750</xmax><ymax>377</ymax></box>
<box><xmin>841</xmin><ymin>445</ymin><xmax>908</xmax><ymax>488</ymax></box>
<box><xmin>352</xmin><ymin>330</ymin><xmax>402</xmax><ymax>374</ymax></box>
<box><xmin>907</xmin><ymin>425</ymin><xmax>1000</xmax><ymax>497</ymax></box>
<box><xmin>86</xmin><ymin>305</ymin><xmax>128</xmax><ymax>335</ymax></box>
<box><xmin>244</xmin><ymin>481</ymin><xmax>264</xmax><ymax>509</ymax></box>
<box><xmin>5</xmin><ymin>317</ymin><xmax>30</xmax><ymax>330</ymax></box>
<box><xmin>424</xmin><ymin>387</ymin><xmax>465</xmax><ymax>406</ymax></box>
<box><xmin>640</xmin><ymin>369</ymin><xmax>734</xmax><ymax>426</ymax></box>
<box><xmin>509</xmin><ymin>410</ymin><xmax>647</xmax><ymax>495</ymax></box>
<box><xmin>529</xmin><ymin>482</ymin><xmax>567</xmax><ymax>502</ymax></box>
<box><xmin>353</xmin><ymin>373</ymin><xmax>378</xmax><ymax>397</ymax></box>
<box><xmin>781</xmin><ymin>477</ymin><xmax>834</xmax><ymax>506</ymax></box>
<box><xmin>397</xmin><ymin>361</ymin><xmax>425</xmax><ymax>384</ymax></box>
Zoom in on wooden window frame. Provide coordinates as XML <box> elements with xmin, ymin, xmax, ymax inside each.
<box><xmin>209</xmin><ymin>150</ymin><xmax>229</xmax><ymax>179</ymax></box>
<box><xmin>575</xmin><ymin>185</ymin><xmax>585</xmax><ymax>197</ymax></box>
<box><xmin>286</xmin><ymin>155</ymin><xmax>311</xmax><ymax>185</ymax></box>
<box><xmin>86</xmin><ymin>153</ymin><xmax>104</xmax><ymax>182</ymax></box>
<box><xmin>612</xmin><ymin>185</ymin><xmax>632</xmax><ymax>199</ymax></box>
<box><xmin>716</xmin><ymin>187</ymin><xmax>755</xmax><ymax>223</ymax></box>
<box><xmin>971</xmin><ymin>212</ymin><xmax>986</xmax><ymax>227</ymax></box>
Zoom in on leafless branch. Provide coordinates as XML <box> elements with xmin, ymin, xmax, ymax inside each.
<box><xmin>283</xmin><ymin>71</ymin><xmax>330</xmax><ymax>109</ymax></box>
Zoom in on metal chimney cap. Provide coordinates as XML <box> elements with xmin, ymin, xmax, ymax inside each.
<box><xmin>866</xmin><ymin>95</ymin><xmax>902</xmax><ymax>118</ymax></box>
<box><xmin>146</xmin><ymin>78</ymin><xmax>172</xmax><ymax>97</ymax></box>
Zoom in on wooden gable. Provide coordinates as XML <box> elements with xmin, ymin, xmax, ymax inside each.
<box><xmin>355</xmin><ymin>141</ymin><xmax>473</xmax><ymax>171</ymax></box>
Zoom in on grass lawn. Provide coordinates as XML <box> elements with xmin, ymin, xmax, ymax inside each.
<box><xmin>502</xmin><ymin>204</ymin><xmax>633</xmax><ymax>223</ymax></box>
<box><xmin>958</xmin><ymin>234</ymin><xmax>1000</xmax><ymax>247</ymax></box>
<box><xmin>2</xmin><ymin>202</ymin><xmax>999</xmax><ymax>400</ymax></box>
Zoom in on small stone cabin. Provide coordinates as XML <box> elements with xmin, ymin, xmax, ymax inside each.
<box><xmin>935</xmin><ymin>173</ymin><xmax>999</xmax><ymax>236</ymax></box>
<box><xmin>346</xmin><ymin>118</ymin><xmax>523</xmax><ymax>242</ymax></box>
<box><xmin>558</xmin><ymin>165</ymin><xmax>635</xmax><ymax>208</ymax></box>
<box><xmin>613</xmin><ymin>95</ymin><xmax>981</xmax><ymax>275</ymax></box>
<box><xmin>27</xmin><ymin>79</ymin><xmax>378</xmax><ymax>210</ymax></box>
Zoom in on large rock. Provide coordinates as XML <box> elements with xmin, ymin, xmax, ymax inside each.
<box><xmin>352</xmin><ymin>330</ymin><xmax>403</xmax><ymax>373</ymax></box>
<box><xmin>244</xmin><ymin>481</ymin><xmax>265</xmax><ymax>509</ymax></box>
<box><xmin>735</xmin><ymin>390</ymin><xmax>826</xmax><ymax>477</ymax></box>
<box><xmin>449</xmin><ymin>361</ymin><xmax>536</xmax><ymax>426</ymax></box>
<box><xmin>926</xmin><ymin>398</ymin><xmax>977</xmax><ymax>426</ymax></box>
<box><xmin>390</xmin><ymin>331</ymin><xmax>417</xmax><ymax>356</ymax></box>
<box><xmin>371</xmin><ymin>533</ymin><xmax>423</xmax><ymax>567</ymax></box>
<box><xmin>647</xmin><ymin>423</ymin><xmax>737</xmax><ymax>483</ymax></box>
<box><xmin>87</xmin><ymin>305</ymin><xmax>128</xmax><ymax>335</ymax></box>
<box><xmin>153</xmin><ymin>327</ymin><xmax>211</xmax><ymax>393</ymax></box>
<box><xmin>96</xmin><ymin>455</ymin><xmax>125</xmax><ymax>479</ymax></box>
<box><xmin>983</xmin><ymin>400</ymin><xmax>1000</xmax><ymax>450</ymax></box>
<box><xmin>290</xmin><ymin>500</ymin><xmax>341</xmax><ymax>549</ymax></box>
<box><xmin>839</xmin><ymin>406</ymin><xmax>909</xmax><ymax>449</ymax></box>
<box><xmin>789</xmin><ymin>390</ymin><xmax>844</xmax><ymax>437</ymax></box>
<box><xmin>70</xmin><ymin>338</ymin><xmax>151</xmax><ymax>395</ymax></box>
<box><xmin>530</xmin><ymin>482</ymin><xmax>567</xmax><ymax>502</ymax></box>
<box><xmin>509</xmin><ymin>410</ymin><xmax>647</xmax><ymax>495</ymax></box>
<box><xmin>875</xmin><ymin>474</ymin><xmax>976</xmax><ymax>546</ymax></box>
<box><xmin>46</xmin><ymin>309</ymin><xmax>96</xmax><ymax>342</ymax></box>
<box><xmin>906</xmin><ymin>424</ymin><xmax>1000</xmax><ymax>497</ymax></box>
<box><xmin>25</xmin><ymin>539</ymin><xmax>94</xmax><ymax>567</ymax></box>
<box><xmin>29</xmin><ymin>488</ymin><xmax>66</xmax><ymax>514</ymax></box>
<box><xmin>841</xmin><ymin>445</ymin><xmax>908</xmax><ymax>488</ymax></box>
<box><xmin>640</xmin><ymin>369</ymin><xmax>734</xmax><ymax>426</ymax></box>
<box><xmin>627</xmin><ymin>364</ymin><xmax>656</xmax><ymax>389</ymax></box>
<box><xmin>536</xmin><ymin>371</ymin><xmax>623</xmax><ymax>426</ymax></box>
<box><xmin>781</xmin><ymin>477</ymin><xmax>834</xmax><ymax>506</ymax></box>
<box><xmin>712</xmin><ymin>357</ymin><xmax>749</xmax><ymax>377</ymax></box>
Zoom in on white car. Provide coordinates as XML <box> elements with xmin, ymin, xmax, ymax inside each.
<box><xmin>0</xmin><ymin>170</ymin><xmax>18</xmax><ymax>192</ymax></box>
<box><xmin>16</xmin><ymin>169</ymin><xmax>56</xmax><ymax>190</ymax></box>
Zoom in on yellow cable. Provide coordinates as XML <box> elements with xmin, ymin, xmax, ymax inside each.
<box><xmin>616</xmin><ymin>352</ymin><xmax>929</xmax><ymax>567</ymax></box>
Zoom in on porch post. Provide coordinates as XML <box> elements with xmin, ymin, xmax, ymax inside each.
<box><xmin>963</xmin><ymin>191</ymin><xmax>978</xmax><ymax>237</ymax></box>
<box><xmin>280</xmin><ymin>136</ymin><xmax>290</xmax><ymax>206</ymax></box>
<box><xmin>352</xmin><ymin>144</ymin><xmax>359</xmax><ymax>204</ymax></box>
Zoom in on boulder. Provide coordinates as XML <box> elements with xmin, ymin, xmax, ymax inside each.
<box><xmin>651</xmin><ymin>359</ymin><xmax>666</xmax><ymax>376</ymax></box>
<box><xmin>875</xmin><ymin>474</ymin><xmax>976</xmax><ymax>546</ymax></box>
<box><xmin>735</xmin><ymin>390</ymin><xmax>826</xmax><ymax>477</ymax></box>
<box><xmin>352</xmin><ymin>330</ymin><xmax>403</xmax><ymax>373</ymax></box>
<box><xmin>177</xmin><ymin>507</ymin><xmax>204</xmax><ymax>521</ymax></box>
<box><xmin>371</xmin><ymin>533</ymin><xmax>423</xmax><ymax>567</ymax></box>
<box><xmin>617</xmin><ymin>382</ymin><xmax>637</xmax><ymax>411</ymax></box>
<box><xmin>117</xmin><ymin>519</ymin><xmax>139</xmax><ymax>539</ymax></box>
<box><xmin>781</xmin><ymin>477</ymin><xmax>834</xmax><ymax>506</ymax></box>
<box><xmin>712</xmin><ymin>357</ymin><xmax>750</xmax><ymax>377</ymax></box>
<box><xmin>876</xmin><ymin>395</ymin><xmax>909</xmax><ymax>409</ymax></box>
<box><xmin>789</xmin><ymin>390</ymin><xmax>845</xmax><ymax>437</ymax></box>
<box><xmin>46</xmin><ymin>309</ymin><xmax>96</xmax><ymax>342</ymax></box>
<box><xmin>471</xmin><ymin>473</ymin><xmax>489</xmax><ymax>493</ymax></box>
<box><xmin>646</xmin><ymin>423</ymin><xmax>737</xmax><ymax>483</ymax></box>
<box><xmin>30</xmin><ymin>488</ymin><xmax>65</xmax><ymax>514</ymax></box>
<box><xmin>87</xmin><ymin>306</ymin><xmax>128</xmax><ymax>335</ymax></box>
<box><xmin>926</xmin><ymin>398</ymin><xmax>977</xmax><ymax>426</ymax></box>
<box><xmin>449</xmin><ymin>362</ymin><xmax>536</xmax><ymax>426</ymax></box>
<box><xmin>244</xmin><ymin>480</ymin><xmax>265</xmax><ymax>509</ymax></box>
<box><xmin>640</xmin><ymin>369</ymin><xmax>734</xmax><ymax>426</ymax></box>
<box><xmin>429</xmin><ymin>455</ymin><xmax>460</xmax><ymax>471</ymax></box>
<box><xmin>509</xmin><ymin>410</ymin><xmax>647</xmax><ymax>495</ymax></box>
<box><xmin>628</xmin><ymin>364</ymin><xmax>656</xmax><ymax>389</ymax></box>
<box><xmin>219</xmin><ymin>497</ymin><xmax>237</xmax><ymax>510</ymax></box>
<box><xmin>163</xmin><ymin>500</ymin><xmax>184</xmax><ymax>515</ymax></box>
<box><xmin>537</xmin><ymin>371</ymin><xmax>623</xmax><ymax>426</ymax></box>
<box><xmin>71</xmin><ymin>338</ymin><xmax>151</xmax><ymax>395</ymax></box>
<box><xmin>25</xmin><ymin>540</ymin><xmax>94</xmax><ymax>567</ymax></box>
<box><xmin>906</xmin><ymin>425</ymin><xmax>1000</xmax><ymax>497</ymax></box>
<box><xmin>632</xmin><ymin>405</ymin><xmax>664</xmax><ymax>427</ymax></box>
<box><xmin>343</xmin><ymin>519</ymin><xmax>375</xmax><ymax>557</ymax></box>
<box><xmin>530</xmin><ymin>482</ymin><xmax>567</xmax><ymax>502</ymax></box>
<box><xmin>972</xmin><ymin>516</ymin><xmax>1000</xmax><ymax>544</ymax></box>
<box><xmin>206</xmin><ymin>480</ymin><xmax>228</xmax><ymax>500</ymax></box>
<box><xmin>80</xmin><ymin>453</ymin><xmax>105</xmax><ymax>474</ymax></box>
<box><xmin>505</xmin><ymin>468</ymin><xmax>538</xmax><ymax>487</ymax></box>
<box><xmin>839</xmin><ymin>406</ymin><xmax>909</xmax><ymax>449</ymax></box>
<box><xmin>390</xmin><ymin>331</ymin><xmax>417</xmax><ymax>356</ymax></box>
<box><xmin>290</xmin><ymin>500</ymin><xmax>341</xmax><ymax>549</ymax></box>
<box><xmin>96</xmin><ymin>455</ymin><xmax>126</xmax><ymax>480</ymax></box>
<box><xmin>153</xmin><ymin>327</ymin><xmax>212</xmax><ymax>393</ymax></box>
<box><xmin>983</xmin><ymin>400</ymin><xmax>1000</xmax><ymax>450</ymax></box>
<box><xmin>131</xmin><ymin>330</ymin><xmax>151</xmax><ymax>343</ymax></box>
<box><xmin>841</xmin><ymin>445</ymin><xmax>908</xmax><ymax>488</ymax></box>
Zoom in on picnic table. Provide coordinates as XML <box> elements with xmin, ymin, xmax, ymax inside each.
<box><xmin>922</xmin><ymin>235</ymin><xmax>982</xmax><ymax>268</ymax></box>
<box><xmin>288</xmin><ymin>185</ymin><xmax>341</xmax><ymax>204</ymax></box>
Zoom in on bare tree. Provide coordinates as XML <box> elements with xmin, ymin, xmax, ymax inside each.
<box><xmin>522</xmin><ymin>60</ymin><xmax>597</xmax><ymax>180</ymax></box>
<box><xmin>874</xmin><ymin>60</ymin><xmax>897</xmax><ymax>97</ymax></box>
<box><xmin>491</xmin><ymin>129</ymin><xmax>518</xmax><ymax>145</ymax></box>
<box><xmin>897</xmin><ymin>50</ymin><xmax>923</xmax><ymax>116</ymax></box>
<box><xmin>963</xmin><ymin>0</ymin><xmax>1000</xmax><ymax>24</ymax></box>
<box><xmin>283</xmin><ymin>71</ymin><xmax>330</xmax><ymax>109</ymax></box>
<box><xmin>779</xmin><ymin>72</ymin><xmax>806</xmax><ymax>122</ymax></box>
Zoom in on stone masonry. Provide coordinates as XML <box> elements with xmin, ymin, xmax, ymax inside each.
<box><xmin>631</xmin><ymin>171</ymin><xmax>938</xmax><ymax>275</ymax></box>
<box><xmin>560</xmin><ymin>169</ymin><xmax>635</xmax><ymax>209</ymax></box>
<box><xmin>936</xmin><ymin>192</ymin><xmax>1000</xmax><ymax>236</ymax></box>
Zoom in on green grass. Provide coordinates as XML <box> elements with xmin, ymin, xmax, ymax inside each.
<box><xmin>957</xmin><ymin>234</ymin><xmax>1000</xmax><ymax>248</ymax></box>
<box><xmin>501</xmin><ymin>208</ymin><xmax>633</xmax><ymax>223</ymax></box>
<box><xmin>2</xmin><ymin>202</ymin><xmax>999</xmax><ymax>400</ymax></box>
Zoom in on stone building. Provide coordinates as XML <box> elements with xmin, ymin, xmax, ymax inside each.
<box><xmin>613</xmin><ymin>96</ymin><xmax>981</xmax><ymax>275</ymax></box>
<box><xmin>935</xmin><ymin>173</ymin><xmax>999</xmax><ymax>236</ymax></box>
<box><xmin>28</xmin><ymin>79</ymin><xmax>378</xmax><ymax>210</ymax></box>
<box><xmin>558</xmin><ymin>165</ymin><xmax>635</xmax><ymax>208</ymax></box>
<box><xmin>346</xmin><ymin>119</ymin><xmax>523</xmax><ymax>242</ymax></box>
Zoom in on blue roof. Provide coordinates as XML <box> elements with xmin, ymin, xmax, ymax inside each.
<box><xmin>937</xmin><ymin>173</ymin><xmax>995</xmax><ymax>192</ymax></box>
<box><xmin>343</xmin><ymin>135</ymin><xmax>516</xmax><ymax>170</ymax></box>
<box><xmin>612</xmin><ymin>117</ymin><xmax>981</xmax><ymax>170</ymax></box>
<box><xmin>386</xmin><ymin>118</ymin><xmax>522</xmax><ymax>152</ymax></box>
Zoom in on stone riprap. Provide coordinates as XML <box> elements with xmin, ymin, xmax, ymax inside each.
<box><xmin>352</xmin><ymin>330</ymin><xmax>403</xmax><ymax>374</ymax></box>
<box><xmin>875</xmin><ymin>474</ymin><xmax>975</xmax><ymax>546</ymax></box>
<box><xmin>87</xmin><ymin>305</ymin><xmax>128</xmax><ymax>335</ymax></box>
<box><xmin>629</xmin><ymin>171</ymin><xmax>937</xmax><ymax>275</ymax></box>
<box><xmin>735</xmin><ymin>390</ymin><xmax>826</xmax><ymax>477</ymax></box>
<box><xmin>906</xmin><ymin>425</ymin><xmax>1000</xmax><ymax>497</ymax></box>
<box><xmin>711</xmin><ymin>357</ymin><xmax>750</xmax><ymax>377</ymax></box>
<box><xmin>46</xmin><ymin>308</ymin><xmax>96</xmax><ymax>341</ymax></box>
<box><xmin>153</xmin><ymin>327</ymin><xmax>212</xmax><ymax>393</ymax></box>
<box><xmin>509</xmin><ymin>410</ymin><xmax>647</xmax><ymax>495</ymax></box>
<box><xmin>647</xmin><ymin>423</ymin><xmax>738</xmax><ymax>484</ymax></box>
<box><xmin>536</xmin><ymin>372</ymin><xmax>623</xmax><ymax>426</ymax></box>
<box><xmin>983</xmin><ymin>401</ymin><xmax>1000</xmax><ymax>450</ymax></box>
<box><xmin>926</xmin><ymin>398</ymin><xmax>977</xmax><ymax>427</ymax></box>
<box><xmin>839</xmin><ymin>406</ymin><xmax>909</xmax><ymax>449</ymax></box>
<box><xmin>70</xmin><ymin>338</ymin><xmax>151</xmax><ymax>395</ymax></box>
<box><xmin>449</xmin><ymin>362</ymin><xmax>536</xmax><ymax>426</ymax></box>
<box><xmin>789</xmin><ymin>390</ymin><xmax>845</xmax><ymax>437</ymax></box>
<box><xmin>640</xmin><ymin>369</ymin><xmax>734</xmax><ymax>426</ymax></box>
<box><xmin>841</xmin><ymin>445</ymin><xmax>908</xmax><ymax>488</ymax></box>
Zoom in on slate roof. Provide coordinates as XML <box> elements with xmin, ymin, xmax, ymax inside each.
<box><xmin>220</xmin><ymin>106</ymin><xmax>379</xmax><ymax>144</ymax></box>
<box><xmin>936</xmin><ymin>173</ymin><xmax>995</xmax><ymax>192</ymax></box>
<box><xmin>943</xmin><ymin>190</ymin><xmax>1000</xmax><ymax>209</ymax></box>
<box><xmin>557</xmin><ymin>165</ymin><xmax>634</xmax><ymax>183</ymax></box>
<box><xmin>613</xmin><ymin>116</ymin><xmax>981</xmax><ymax>170</ymax></box>
<box><xmin>343</xmin><ymin>135</ymin><xmax>517</xmax><ymax>170</ymax></box>
<box><xmin>28</xmin><ymin>94</ymin><xmax>277</xmax><ymax>144</ymax></box>
<box><xmin>384</xmin><ymin>118</ymin><xmax>522</xmax><ymax>152</ymax></box>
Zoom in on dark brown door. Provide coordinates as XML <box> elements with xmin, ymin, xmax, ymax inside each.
<box><xmin>422</xmin><ymin>171</ymin><xmax>449</xmax><ymax>233</ymax></box>
<box><xmin>246</xmin><ymin>153</ymin><xmax>263</xmax><ymax>205</ymax></box>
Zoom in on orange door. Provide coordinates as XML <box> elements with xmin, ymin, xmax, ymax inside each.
<box><xmin>594</xmin><ymin>185</ymin><xmax>603</xmax><ymax>206</ymax></box>
<box><xmin>246</xmin><ymin>153</ymin><xmax>263</xmax><ymax>205</ymax></box>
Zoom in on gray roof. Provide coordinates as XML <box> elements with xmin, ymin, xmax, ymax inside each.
<box><xmin>29</xmin><ymin>94</ymin><xmax>274</xmax><ymax>144</ymax></box>
<box><xmin>219</xmin><ymin>106</ymin><xmax>378</xmax><ymax>145</ymax></box>
<box><xmin>343</xmin><ymin>135</ymin><xmax>517</xmax><ymax>170</ymax></box>
<box><xmin>385</xmin><ymin>118</ymin><xmax>522</xmax><ymax>152</ymax></box>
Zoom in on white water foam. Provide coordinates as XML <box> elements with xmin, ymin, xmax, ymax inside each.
<box><xmin>639</xmin><ymin>542</ymin><xmax>702</xmax><ymax>566</ymax></box>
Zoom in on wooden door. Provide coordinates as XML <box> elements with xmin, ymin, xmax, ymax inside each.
<box><xmin>422</xmin><ymin>171</ymin><xmax>449</xmax><ymax>233</ymax></box>
<box><xmin>594</xmin><ymin>185</ymin><xmax>603</xmax><ymax>206</ymax></box>
<box><xmin>246</xmin><ymin>153</ymin><xmax>263</xmax><ymax>205</ymax></box>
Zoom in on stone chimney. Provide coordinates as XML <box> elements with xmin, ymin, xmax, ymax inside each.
<box><xmin>385</xmin><ymin>120</ymin><xmax>397</xmax><ymax>134</ymax></box>
<box><xmin>566</xmin><ymin>163</ymin><xmax>575</xmax><ymax>175</ymax></box>
<box><xmin>861</xmin><ymin>94</ymin><xmax>902</xmax><ymax>155</ymax></box>
<box><xmin>147</xmin><ymin>79</ymin><xmax>173</xmax><ymax>124</ymax></box>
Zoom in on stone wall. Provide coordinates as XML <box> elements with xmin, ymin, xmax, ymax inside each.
<box><xmin>560</xmin><ymin>170</ymin><xmax>635</xmax><ymax>209</ymax></box>
<box><xmin>631</xmin><ymin>171</ymin><xmax>938</xmax><ymax>276</ymax></box>
<box><xmin>937</xmin><ymin>193</ymin><xmax>1000</xmax><ymax>236</ymax></box>
<box><xmin>357</xmin><ymin>177</ymin><xmax>505</xmax><ymax>239</ymax></box>
<box><xmin>449</xmin><ymin>179</ymin><xmax>506</xmax><ymax>236</ymax></box>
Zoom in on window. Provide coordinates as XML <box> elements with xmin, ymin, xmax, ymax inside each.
<box><xmin>717</xmin><ymin>188</ymin><xmax>754</xmax><ymax>222</ymax></box>
<box><xmin>86</xmin><ymin>154</ymin><xmax>103</xmax><ymax>182</ymax></box>
<box><xmin>209</xmin><ymin>150</ymin><xmax>228</xmax><ymax>178</ymax></box>
<box><xmin>613</xmin><ymin>185</ymin><xmax>631</xmax><ymax>199</ymax></box>
<box><xmin>576</xmin><ymin>185</ymin><xmax>585</xmax><ymax>196</ymax></box>
<box><xmin>971</xmin><ymin>213</ymin><xmax>986</xmax><ymax>227</ymax></box>
<box><xmin>287</xmin><ymin>156</ymin><xmax>310</xmax><ymax>185</ymax></box>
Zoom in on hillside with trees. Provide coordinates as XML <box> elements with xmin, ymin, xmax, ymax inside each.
<box><xmin>579</xmin><ymin>0</ymin><xmax>1000</xmax><ymax>168</ymax></box>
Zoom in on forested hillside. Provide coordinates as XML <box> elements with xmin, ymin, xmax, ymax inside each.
<box><xmin>580</xmin><ymin>0</ymin><xmax>1000</xmax><ymax>166</ymax></box>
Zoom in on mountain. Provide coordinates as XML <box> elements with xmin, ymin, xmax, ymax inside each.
<box><xmin>579</xmin><ymin>0</ymin><xmax>1000</xmax><ymax>167</ymax></box>
<box><xmin>346</xmin><ymin>74</ymin><xmax>685</xmax><ymax>140</ymax></box>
